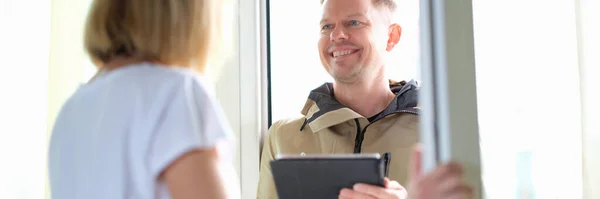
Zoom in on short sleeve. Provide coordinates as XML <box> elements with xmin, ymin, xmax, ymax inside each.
<box><xmin>147</xmin><ymin>75</ymin><xmax>235</xmax><ymax>177</ymax></box>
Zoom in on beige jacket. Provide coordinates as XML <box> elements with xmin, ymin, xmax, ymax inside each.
<box><xmin>257</xmin><ymin>80</ymin><xmax>420</xmax><ymax>199</ymax></box>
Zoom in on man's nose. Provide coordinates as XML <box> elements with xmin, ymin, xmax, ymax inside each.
<box><xmin>330</xmin><ymin>26</ymin><xmax>348</xmax><ymax>42</ymax></box>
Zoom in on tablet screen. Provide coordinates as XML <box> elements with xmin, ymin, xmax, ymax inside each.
<box><xmin>270</xmin><ymin>153</ymin><xmax>385</xmax><ymax>199</ymax></box>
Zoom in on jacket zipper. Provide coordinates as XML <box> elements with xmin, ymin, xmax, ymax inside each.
<box><xmin>352</xmin><ymin>110</ymin><xmax>418</xmax><ymax>177</ymax></box>
<box><xmin>353</xmin><ymin>119</ymin><xmax>362</xmax><ymax>153</ymax></box>
<box><xmin>353</xmin><ymin>109</ymin><xmax>419</xmax><ymax>153</ymax></box>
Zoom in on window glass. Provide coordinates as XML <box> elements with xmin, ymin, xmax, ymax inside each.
<box><xmin>473</xmin><ymin>0</ymin><xmax>582</xmax><ymax>198</ymax></box>
<box><xmin>269</xmin><ymin>0</ymin><xmax>584</xmax><ymax>198</ymax></box>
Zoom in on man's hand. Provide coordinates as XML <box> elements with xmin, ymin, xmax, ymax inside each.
<box><xmin>339</xmin><ymin>178</ymin><xmax>407</xmax><ymax>199</ymax></box>
<box><xmin>407</xmin><ymin>145</ymin><xmax>473</xmax><ymax>199</ymax></box>
<box><xmin>338</xmin><ymin>144</ymin><xmax>474</xmax><ymax>199</ymax></box>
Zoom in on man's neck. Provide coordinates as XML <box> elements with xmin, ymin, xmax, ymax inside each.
<box><xmin>333</xmin><ymin>77</ymin><xmax>395</xmax><ymax>118</ymax></box>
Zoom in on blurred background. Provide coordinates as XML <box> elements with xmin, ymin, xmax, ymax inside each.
<box><xmin>0</xmin><ymin>0</ymin><xmax>598</xmax><ymax>198</ymax></box>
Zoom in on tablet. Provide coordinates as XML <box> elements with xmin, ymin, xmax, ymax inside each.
<box><xmin>276</xmin><ymin>153</ymin><xmax>381</xmax><ymax>160</ymax></box>
<box><xmin>270</xmin><ymin>153</ymin><xmax>386</xmax><ymax>199</ymax></box>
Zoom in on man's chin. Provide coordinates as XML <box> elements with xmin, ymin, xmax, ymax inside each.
<box><xmin>330</xmin><ymin>71</ymin><xmax>362</xmax><ymax>84</ymax></box>
<box><xmin>330</xmin><ymin>62</ymin><xmax>359</xmax><ymax>72</ymax></box>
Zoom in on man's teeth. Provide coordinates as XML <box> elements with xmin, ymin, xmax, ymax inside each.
<box><xmin>333</xmin><ymin>50</ymin><xmax>355</xmax><ymax>57</ymax></box>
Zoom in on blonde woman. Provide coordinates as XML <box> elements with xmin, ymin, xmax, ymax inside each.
<box><xmin>48</xmin><ymin>0</ymin><xmax>239</xmax><ymax>199</ymax></box>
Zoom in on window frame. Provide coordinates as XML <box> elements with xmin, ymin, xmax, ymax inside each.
<box><xmin>212</xmin><ymin>0</ymin><xmax>268</xmax><ymax>198</ymax></box>
<box><xmin>418</xmin><ymin>0</ymin><xmax>483</xmax><ymax>197</ymax></box>
<box><xmin>576</xmin><ymin>0</ymin><xmax>600</xmax><ymax>198</ymax></box>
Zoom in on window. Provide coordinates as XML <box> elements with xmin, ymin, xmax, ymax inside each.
<box><xmin>268</xmin><ymin>0</ymin><xmax>586</xmax><ymax>198</ymax></box>
<box><xmin>472</xmin><ymin>0</ymin><xmax>582</xmax><ymax>198</ymax></box>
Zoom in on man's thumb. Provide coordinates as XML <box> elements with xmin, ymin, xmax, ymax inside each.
<box><xmin>409</xmin><ymin>144</ymin><xmax>423</xmax><ymax>180</ymax></box>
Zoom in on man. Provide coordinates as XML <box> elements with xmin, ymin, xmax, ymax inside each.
<box><xmin>257</xmin><ymin>0</ymin><xmax>473</xmax><ymax>198</ymax></box>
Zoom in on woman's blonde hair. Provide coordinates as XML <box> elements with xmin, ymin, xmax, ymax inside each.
<box><xmin>84</xmin><ymin>0</ymin><xmax>233</xmax><ymax>73</ymax></box>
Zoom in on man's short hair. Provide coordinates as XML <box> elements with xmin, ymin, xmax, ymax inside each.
<box><xmin>84</xmin><ymin>0</ymin><xmax>232</xmax><ymax>73</ymax></box>
<box><xmin>320</xmin><ymin>0</ymin><xmax>397</xmax><ymax>13</ymax></box>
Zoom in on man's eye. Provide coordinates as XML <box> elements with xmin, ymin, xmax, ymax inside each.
<box><xmin>322</xmin><ymin>24</ymin><xmax>333</xmax><ymax>30</ymax></box>
<box><xmin>349</xmin><ymin>20</ymin><xmax>361</xmax><ymax>26</ymax></box>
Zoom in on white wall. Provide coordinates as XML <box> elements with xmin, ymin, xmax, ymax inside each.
<box><xmin>0</xmin><ymin>0</ymin><xmax>51</xmax><ymax>198</ymax></box>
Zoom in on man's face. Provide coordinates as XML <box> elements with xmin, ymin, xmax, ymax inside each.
<box><xmin>318</xmin><ymin>0</ymin><xmax>399</xmax><ymax>84</ymax></box>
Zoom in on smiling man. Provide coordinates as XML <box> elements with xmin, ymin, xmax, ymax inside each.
<box><xmin>257</xmin><ymin>0</ymin><xmax>473</xmax><ymax>198</ymax></box>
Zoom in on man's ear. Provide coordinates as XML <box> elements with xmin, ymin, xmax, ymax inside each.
<box><xmin>386</xmin><ymin>23</ymin><xmax>402</xmax><ymax>51</ymax></box>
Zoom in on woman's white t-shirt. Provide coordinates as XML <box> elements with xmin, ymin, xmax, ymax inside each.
<box><xmin>48</xmin><ymin>63</ymin><xmax>235</xmax><ymax>199</ymax></box>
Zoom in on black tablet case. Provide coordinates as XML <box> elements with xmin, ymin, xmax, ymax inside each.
<box><xmin>270</xmin><ymin>157</ymin><xmax>385</xmax><ymax>199</ymax></box>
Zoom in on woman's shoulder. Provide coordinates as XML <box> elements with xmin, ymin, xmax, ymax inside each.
<box><xmin>84</xmin><ymin>62</ymin><xmax>212</xmax><ymax>96</ymax></box>
<box><xmin>65</xmin><ymin>63</ymin><xmax>216</xmax><ymax>122</ymax></box>
<box><xmin>101</xmin><ymin>62</ymin><xmax>207</xmax><ymax>84</ymax></box>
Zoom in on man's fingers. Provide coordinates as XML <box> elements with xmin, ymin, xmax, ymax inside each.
<box><xmin>437</xmin><ymin>174</ymin><xmax>463</xmax><ymax>192</ymax></box>
<box><xmin>445</xmin><ymin>187</ymin><xmax>473</xmax><ymax>199</ymax></box>
<box><xmin>384</xmin><ymin>178</ymin><xmax>404</xmax><ymax>190</ymax></box>
<box><xmin>353</xmin><ymin>183</ymin><xmax>401</xmax><ymax>198</ymax></box>
<box><xmin>433</xmin><ymin>162</ymin><xmax>464</xmax><ymax>182</ymax></box>
<box><xmin>446</xmin><ymin>184</ymin><xmax>473</xmax><ymax>198</ymax></box>
<box><xmin>339</xmin><ymin>188</ymin><xmax>377</xmax><ymax>199</ymax></box>
<box><xmin>433</xmin><ymin>163</ymin><xmax>472</xmax><ymax>198</ymax></box>
<box><xmin>338</xmin><ymin>195</ymin><xmax>352</xmax><ymax>199</ymax></box>
<box><xmin>410</xmin><ymin>144</ymin><xmax>423</xmax><ymax>180</ymax></box>
<box><xmin>443</xmin><ymin>162</ymin><xmax>464</xmax><ymax>175</ymax></box>
<box><xmin>353</xmin><ymin>183</ymin><xmax>386</xmax><ymax>197</ymax></box>
<box><xmin>408</xmin><ymin>161</ymin><xmax>473</xmax><ymax>199</ymax></box>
